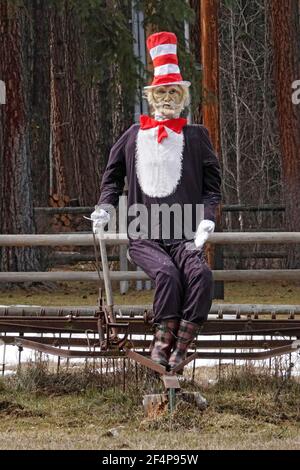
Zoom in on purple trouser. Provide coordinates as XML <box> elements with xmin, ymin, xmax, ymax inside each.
<box><xmin>128</xmin><ymin>239</ymin><xmax>214</xmax><ymax>325</ymax></box>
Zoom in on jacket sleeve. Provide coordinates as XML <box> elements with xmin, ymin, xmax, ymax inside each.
<box><xmin>97</xmin><ymin>128</ymin><xmax>130</xmax><ymax>213</ymax></box>
<box><xmin>200</xmin><ymin>126</ymin><xmax>222</xmax><ymax>223</ymax></box>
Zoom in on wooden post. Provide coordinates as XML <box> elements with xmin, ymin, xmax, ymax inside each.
<box><xmin>200</xmin><ymin>0</ymin><xmax>224</xmax><ymax>299</ymax></box>
<box><xmin>136</xmin><ymin>267</ymin><xmax>143</xmax><ymax>291</ymax></box>
<box><xmin>119</xmin><ymin>245</ymin><xmax>129</xmax><ymax>294</ymax></box>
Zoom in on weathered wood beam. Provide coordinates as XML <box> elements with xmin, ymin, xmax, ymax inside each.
<box><xmin>34</xmin><ymin>206</ymin><xmax>93</xmax><ymax>214</ymax></box>
<box><xmin>222</xmin><ymin>204</ymin><xmax>285</xmax><ymax>212</ymax></box>
<box><xmin>1</xmin><ymin>232</ymin><xmax>300</xmax><ymax>246</ymax></box>
<box><xmin>0</xmin><ymin>269</ymin><xmax>299</xmax><ymax>283</ymax></box>
<box><xmin>33</xmin><ymin>203</ymin><xmax>286</xmax><ymax>213</ymax></box>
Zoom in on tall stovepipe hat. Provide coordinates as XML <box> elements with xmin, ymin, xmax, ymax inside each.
<box><xmin>144</xmin><ymin>31</ymin><xmax>191</xmax><ymax>89</ymax></box>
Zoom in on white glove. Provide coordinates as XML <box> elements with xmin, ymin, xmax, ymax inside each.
<box><xmin>90</xmin><ymin>208</ymin><xmax>110</xmax><ymax>234</ymax></box>
<box><xmin>194</xmin><ymin>220</ymin><xmax>215</xmax><ymax>249</ymax></box>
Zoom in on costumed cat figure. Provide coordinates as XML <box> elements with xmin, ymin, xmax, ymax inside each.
<box><xmin>91</xmin><ymin>32</ymin><xmax>222</xmax><ymax>371</ymax></box>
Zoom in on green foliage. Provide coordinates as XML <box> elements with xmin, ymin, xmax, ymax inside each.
<box><xmin>136</xmin><ymin>0</ymin><xmax>200</xmax><ymax>112</ymax></box>
<box><xmin>136</xmin><ymin>0</ymin><xmax>195</xmax><ymax>70</ymax></box>
<box><xmin>222</xmin><ymin>0</ymin><xmax>238</xmax><ymax>9</ymax></box>
<box><xmin>136</xmin><ymin>0</ymin><xmax>194</xmax><ymax>30</ymax></box>
<box><xmin>71</xmin><ymin>1</ymin><xmax>140</xmax><ymax>79</ymax></box>
<box><xmin>13</xmin><ymin>0</ymin><xmax>200</xmax><ymax>122</ymax></box>
<box><xmin>48</xmin><ymin>0</ymin><xmax>199</xmax><ymax>111</ymax></box>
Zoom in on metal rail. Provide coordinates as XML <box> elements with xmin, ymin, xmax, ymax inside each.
<box><xmin>1</xmin><ymin>303</ymin><xmax>300</xmax><ymax>316</ymax></box>
<box><xmin>1</xmin><ymin>316</ymin><xmax>300</xmax><ymax>335</ymax></box>
<box><xmin>0</xmin><ymin>336</ymin><xmax>295</xmax><ymax>349</ymax></box>
<box><xmin>1</xmin><ymin>335</ymin><xmax>299</xmax><ymax>362</ymax></box>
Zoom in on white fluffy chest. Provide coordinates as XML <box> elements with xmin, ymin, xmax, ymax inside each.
<box><xmin>135</xmin><ymin>127</ymin><xmax>184</xmax><ymax>198</ymax></box>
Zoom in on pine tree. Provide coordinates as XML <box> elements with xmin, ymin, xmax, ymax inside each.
<box><xmin>270</xmin><ymin>0</ymin><xmax>300</xmax><ymax>267</ymax></box>
<box><xmin>0</xmin><ymin>1</ymin><xmax>42</xmax><ymax>275</ymax></box>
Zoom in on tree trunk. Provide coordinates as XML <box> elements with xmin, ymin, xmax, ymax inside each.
<box><xmin>30</xmin><ymin>0</ymin><xmax>51</xmax><ymax>208</ymax></box>
<box><xmin>200</xmin><ymin>0</ymin><xmax>221</xmax><ymax>155</ymax></box>
<box><xmin>189</xmin><ymin>0</ymin><xmax>202</xmax><ymax>123</ymax></box>
<box><xmin>108</xmin><ymin>0</ymin><xmax>134</xmax><ymax>142</ymax></box>
<box><xmin>229</xmin><ymin>6</ymin><xmax>243</xmax><ymax>231</ymax></box>
<box><xmin>50</xmin><ymin>1</ymin><xmax>102</xmax><ymax>206</ymax></box>
<box><xmin>64</xmin><ymin>3</ymin><xmax>101</xmax><ymax>206</ymax></box>
<box><xmin>0</xmin><ymin>1</ymin><xmax>41</xmax><ymax>274</ymax></box>
<box><xmin>50</xmin><ymin>2</ymin><xmax>75</xmax><ymax>199</ymax></box>
<box><xmin>270</xmin><ymin>0</ymin><xmax>300</xmax><ymax>267</ymax></box>
<box><xmin>200</xmin><ymin>0</ymin><xmax>223</xmax><ymax>298</ymax></box>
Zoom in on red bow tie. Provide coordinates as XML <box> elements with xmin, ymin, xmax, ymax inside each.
<box><xmin>140</xmin><ymin>115</ymin><xmax>187</xmax><ymax>143</ymax></box>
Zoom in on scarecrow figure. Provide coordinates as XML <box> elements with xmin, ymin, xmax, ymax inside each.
<box><xmin>92</xmin><ymin>32</ymin><xmax>222</xmax><ymax>371</ymax></box>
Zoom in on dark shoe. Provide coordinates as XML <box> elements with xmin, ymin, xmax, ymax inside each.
<box><xmin>169</xmin><ymin>319</ymin><xmax>199</xmax><ymax>371</ymax></box>
<box><xmin>150</xmin><ymin>319</ymin><xmax>180</xmax><ymax>367</ymax></box>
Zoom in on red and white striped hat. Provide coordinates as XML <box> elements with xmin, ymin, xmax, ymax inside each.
<box><xmin>144</xmin><ymin>31</ymin><xmax>191</xmax><ymax>89</ymax></box>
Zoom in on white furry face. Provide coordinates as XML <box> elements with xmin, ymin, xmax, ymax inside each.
<box><xmin>147</xmin><ymin>85</ymin><xmax>187</xmax><ymax>119</ymax></box>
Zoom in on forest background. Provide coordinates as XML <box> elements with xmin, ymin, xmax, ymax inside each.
<box><xmin>0</xmin><ymin>0</ymin><xmax>299</xmax><ymax>276</ymax></box>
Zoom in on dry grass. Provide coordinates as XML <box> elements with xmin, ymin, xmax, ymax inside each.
<box><xmin>0</xmin><ymin>279</ymin><xmax>300</xmax><ymax>449</ymax></box>
<box><xmin>0</xmin><ymin>280</ymin><xmax>300</xmax><ymax>307</ymax></box>
<box><xmin>0</xmin><ymin>363</ymin><xmax>300</xmax><ymax>450</ymax></box>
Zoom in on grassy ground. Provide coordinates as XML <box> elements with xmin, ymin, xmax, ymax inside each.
<box><xmin>0</xmin><ymin>281</ymin><xmax>300</xmax><ymax>449</ymax></box>
<box><xmin>0</xmin><ymin>280</ymin><xmax>300</xmax><ymax>306</ymax></box>
<box><xmin>0</xmin><ymin>364</ymin><xmax>300</xmax><ymax>450</ymax></box>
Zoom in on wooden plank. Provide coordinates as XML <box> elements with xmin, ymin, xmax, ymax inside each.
<box><xmin>223</xmin><ymin>251</ymin><xmax>287</xmax><ymax>259</ymax></box>
<box><xmin>1</xmin><ymin>232</ymin><xmax>300</xmax><ymax>247</ymax></box>
<box><xmin>50</xmin><ymin>252</ymin><xmax>119</xmax><ymax>264</ymax></box>
<box><xmin>222</xmin><ymin>204</ymin><xmax>285</xmax><ymax>212</ymax></box>
<box><xmin>0</xmin><ymin>233</ymin><xmax>128</xmax><ymax>246</ymax></box>
<box><xmin>34</xmin><ymin>206</ymin><xmax>94</xmax><ymax>214</ymax></box>
<box><xmin>213</xmin><ymin>270</ymin><xmax>300</xmax><ymax>281</ymax></box>
<box><xmin>34</xmin><ymin>204</ymin><xmax>286</xmax><ymax>214</ymax></box>
<box><xmin>0</xmin><ymin>271</ymin><xmax>148</xmax><ymax>282</ymax></box>
<box><xmin>213</xmin><ymin>232</ymin><xmax>300</xmax><ymax>243</ymax></box>
<box><xmin>0</xmin><ymin>269</ymin><xmax>300</xmax><ymax>283</ymax></box>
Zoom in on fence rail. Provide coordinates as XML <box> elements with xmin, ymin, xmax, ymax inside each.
<box><xmin>33</xmin><ymin>204</ymin><xmax>286</xmax><ymax>214</ymax></box>
<box><xmin>0</xmin><ymin>233</ymin><xmax>299</xmax><ymax>283</ymax></box>
<box><xmin>1</xmin><ymin>232</ymin><xmax>300</xmax><ymax>365</ymax></box>
<box><xmin>0</xmin><ymin>269</ymin><xmax>299</xmax><ymax>283</ymax></box>
<box><xmin>1</xmin><ymin>232</ymin><xmax>300</xmax><ymax>246</ymax></box>
<box><xmin>221</xmin><ymin>204</ymin><xmax>285</xmax><ymax>212</ymax></box>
